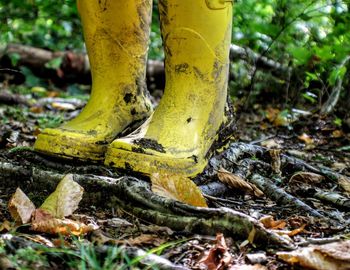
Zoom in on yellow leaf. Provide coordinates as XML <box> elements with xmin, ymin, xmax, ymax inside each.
<box><xmin>8</xmin><ymin>188</ymin><xmax>36</xmax><ymax>224</ymax></box>
<box><xmin>0</xmin><ymin>220</ymin><xmax>12</xmax><ymax>232</ymax></box>
<box><xmin>40</xmin><ymin>174</ymin><xmax>84</xmax><ymax>218</ymax></box>
<box><xmin>150</xmin><ymin>173</ymin><xmax>207</xmax><ymax>207</ymax></box>
<box><xmin>217</xmin><ymin>168</ymin><xmax>263</xmax><ymax>197</ymax></box>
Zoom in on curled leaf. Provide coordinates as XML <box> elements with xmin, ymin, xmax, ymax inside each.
<box><xmin>151</xmin><ymin>173</ymin><xmax>207</xmax><ymax>207</ymax></box>
<box><xmin>40</xmin><ymin>174</ymin><xmax>84</xmax><ymax>218</ymax></box>
<box><xmin>8</xmin><ymin>188</ymin><xmax>36</xmax><ymax>224</ymax></box>
<box><xmin>217</xmin><ymin>168</ymin><xmax>263</xmax><ymax>197</ymax></box>
<box><xmin>31</xmin><ymin>209</ymin><xmax>98</xmax><ymax>236</ymax></box>
<box><xmin>199</xmin><ymin>234</ymin><xmax>232</xmax><ymax>270</ymax></box>
<box><xmin>259</xmin><ymin>215</ymin><xmax>286</xmax><ymax>230</ymax></box>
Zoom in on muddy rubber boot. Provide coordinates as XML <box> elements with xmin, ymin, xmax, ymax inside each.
<box><xmin>34</xmin><ymin>0</ymin><xmax>153</xmax><ymax>161</ymax></box>
<box><xmin>105</xmin><ymin>0</ymin><xmax>233</xmax><ymax>176</ymax></box>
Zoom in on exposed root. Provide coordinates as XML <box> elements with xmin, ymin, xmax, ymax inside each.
<box><xmin>0</xmin><ymin>159</ymin><xmax>293</xmax><ymax>250</ymax></box>
<box><xmin>1</xmin><ymin>140</ymin><xmax>349</xmax><ymax>250</ymax></box>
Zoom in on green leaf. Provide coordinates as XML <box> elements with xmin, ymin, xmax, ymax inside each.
<box><xmin>288</xmin><ymin>47</ymin><xmax>312</xmax><ymax>65</ymax></box>
<box><xmin>328</xmin><ymin>66</ymin><xmax>347</xmax><ymax>86</ymax></box>
<box><xmin>45</xmin><ymin>56</ymin><xmax>63</xmax><ymax>69</ymax></box>
<box><xmin>9</xmin><ymin>53</ymin><xmax>21</xmax><ymax>66</ymax></box>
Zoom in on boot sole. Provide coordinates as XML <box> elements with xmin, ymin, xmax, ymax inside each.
<box><xmin>34</xmin><ymin>132</ymin><xmax>107</xmax><ymax>161</ymax></box>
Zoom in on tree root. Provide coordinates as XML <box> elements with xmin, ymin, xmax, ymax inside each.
<box><xmin>0</xmin><ymin>159</ymin><xmax>293</xmax><ymax>250</ymax></box>
<box><xmin>199</xmin><ymin>142</ymin><xmax>349</xmax><ymax>220</ymax></box>
<box><xmin>1</xmin><ymin>141</ymin><xmax>349</xmax><ymax>249</ymax></box>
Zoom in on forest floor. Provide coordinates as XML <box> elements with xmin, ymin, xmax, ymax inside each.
<box><xmin>0</xmin><ymin>86</ymin><xmax>349</xmax><ymax>269</ymax></box>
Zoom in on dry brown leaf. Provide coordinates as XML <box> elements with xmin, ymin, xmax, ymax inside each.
<box><xmin>31</xmin><ymin>209</ymin><xmax>98</xmax><ymax>236</ymax></box>
<box><xmin>151</xmin><ymin>173</ymin><xmax>207</xmax><ymax>207</ymax></box>
<box><xmin>289</xmin><ymin>172</ymin><xmax>325</xmax><ymax>185</ymax></box>
<box><xmin>8</xmin><ymin>188</ymin><xmax>36</xmax><ymax>224</ymax></box>
<box><xmin>199</xmin><ymin>234</ymin><xmax>232</xmax><ymax>270</ymax></box>
<box><xmin>269</xmin><ymin>149</ymin><xmax>281</xmax><ymax>175</ymax></box>
<box><xmin>265</xmin><ymin>107</ymin><xmax>290</xmax><ymax>126</ymax></box>
<box><xmin>40</xmin><ymin>174</ymin><xmax>84</xmax><ymax>218</ymax></box>
<box><xmin>217</xmin><ymin>168</ymin><xmax>263</xmax><ymax>197</ymax></box>
<box><xmin>278</xmin><ymin>240</ymin><xmax>350</xmax><ymax>270</ymax></box>
<box><xmin>125</xmin><ymin>234</ymin><xmax>166</xmax><ymax>246</ymax></box>
<box><xmin>298</xmin><ymin>133</ymin><xmax>314</xmax><ymax>145</ymax></box>
<box><xmin>339</xmin><ymin>176</ymin><xmax>350</xmax><ymax>194</ymax></box>
<box><xmin>260</xmin><ymin>139</ymin><xmax>281</xmax><ymax>149</ymax></box>
<box><xmin>332</xmin><ymin>130</ymin><xmax>344</xmax><ymax>138</ymax></box>
<box><xmin>259</xmin><ymin>215</ymin><xmax>286</xmax><ymax>230</ymax></box>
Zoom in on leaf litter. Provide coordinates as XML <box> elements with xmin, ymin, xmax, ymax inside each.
<box><xmin>1</xmin><ymin>92</ymin><xmax>350</xmax><ymax>269</ymax></box>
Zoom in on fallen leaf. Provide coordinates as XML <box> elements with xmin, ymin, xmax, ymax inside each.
<box><xmin>29</xmin><ymin>106</ymin><xmax>44</xmax><ymax>114</ymax></box>
<box><xmin>125</xmin><ymin>234</ymin><xmax>166</xmax><ymax>246</ymax></box>
<box><xmin>265</xmin><ymin>107</ymin><xmax>280</xmax><ymax>123</ymax></box>
<box><xmin>199</xmin><ymin>234</ymin><xmax>232</xmax><ymax>270</ymax></box>
<box><xmin>278</xmin><ymin>240</ymin><xmax>350</xmax><ymax>270</ymax></box>
<box><xmin>151</xmin><ymin>173</ymin><xmax>207</xmax><ymax>207</ymax></box>
<box><xmin>265</xmin><ymin>107</ymin><xmax>291</xmax><ymax>126</ymax></box>
<box><xmin>338</xmin><ymin>176</ymin><xmax>350</xmax><ymax>195</ymax></box>
<box><xmin>298</xmin><ymin>133</ymin><xmax>314</xmax><ymax>145</ymax></box>
<box><xmin>31</xmin><ymin>209</ymin><xmax>98</xmax><ymax>236</ymax></box>
<box><xmin>269</xmin><ymin>149</ymin><xmax>281</xmax><ymax>175</ymax></box>
<box><xmin>332</xmin><ymin>130</ymin><xmax>344</xmax><ymax>138</ymax></box>
<box><xmin>40</xmin><ymin>174</ymin><xmax>84</xmax><ymax>218</ymax></box>
<box><xmin>8</xmin><ymin>188</ymin><xmax>36</xmax><ymax>224</ymax></box>
<box><xmin>259</xmin><ymin>215</ymin><xmax>286</xmax><ymax>230</ymax></box>
<box><xmin>248</xmin><ymin>226</ymin><xmax>257</xmax><ymax>245</ymax></box>
<box><xmin>289</xmin><ymin>172</ymin><xmax>325</xmax><ymax>185</ymax></box>
<box><xmin>286</xmin><ymin>224</ymin><xmax>306</xmax><ymax>237</ymax></box>
<box><xmin>217</xmin><ymin>168</ymin><xmax>263</xmax><ymax>197</ymax></box>
<box><xmin>0</xmin><ymin>220</ymin><xmax>12</xmax><ymax>232</ymax></box>
<box><xmin>260</xmin><ymin>139</ymin><xmax>281</xmax><ymax>149</ymax></box>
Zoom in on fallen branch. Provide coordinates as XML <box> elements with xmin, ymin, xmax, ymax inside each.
<box><xmin>0</xmin><ymin>43</ymin><xmax>291</xmax><ymax>88</ymax></box>
<box><xmin>0</xmin><ymin>90</ymin><xmax>29</xmax><ymax>106</ymax></box>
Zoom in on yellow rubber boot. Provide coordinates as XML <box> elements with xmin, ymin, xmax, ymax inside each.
<box><xmin>105</xmin><ymin>0</ymin><xmax>233</xmax><ymax>176</ymax></box>
<box><xmin>34</xmin><ymin>0</ymin><xmax>153</xmax><ymax>161</ymax></box>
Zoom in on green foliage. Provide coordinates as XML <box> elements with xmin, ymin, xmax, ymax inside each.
<box><xmin>232</xmin><ymin>0</ymin><xmax>350</xmax><ymax>110</ymax></box>
<box><xmin>0</xmin><ymin>0</ymin><xmax>163</xmax><ymax>59</ymax></box>
<box><xmin>1</xmin><ymin>0</ymin><xmax>350</xmax><ymax>111</ymax></box>
<box><xmin>0</xmin><ymin>0</ymin><xmax>81</xmax><ymax>51</ymax></box>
